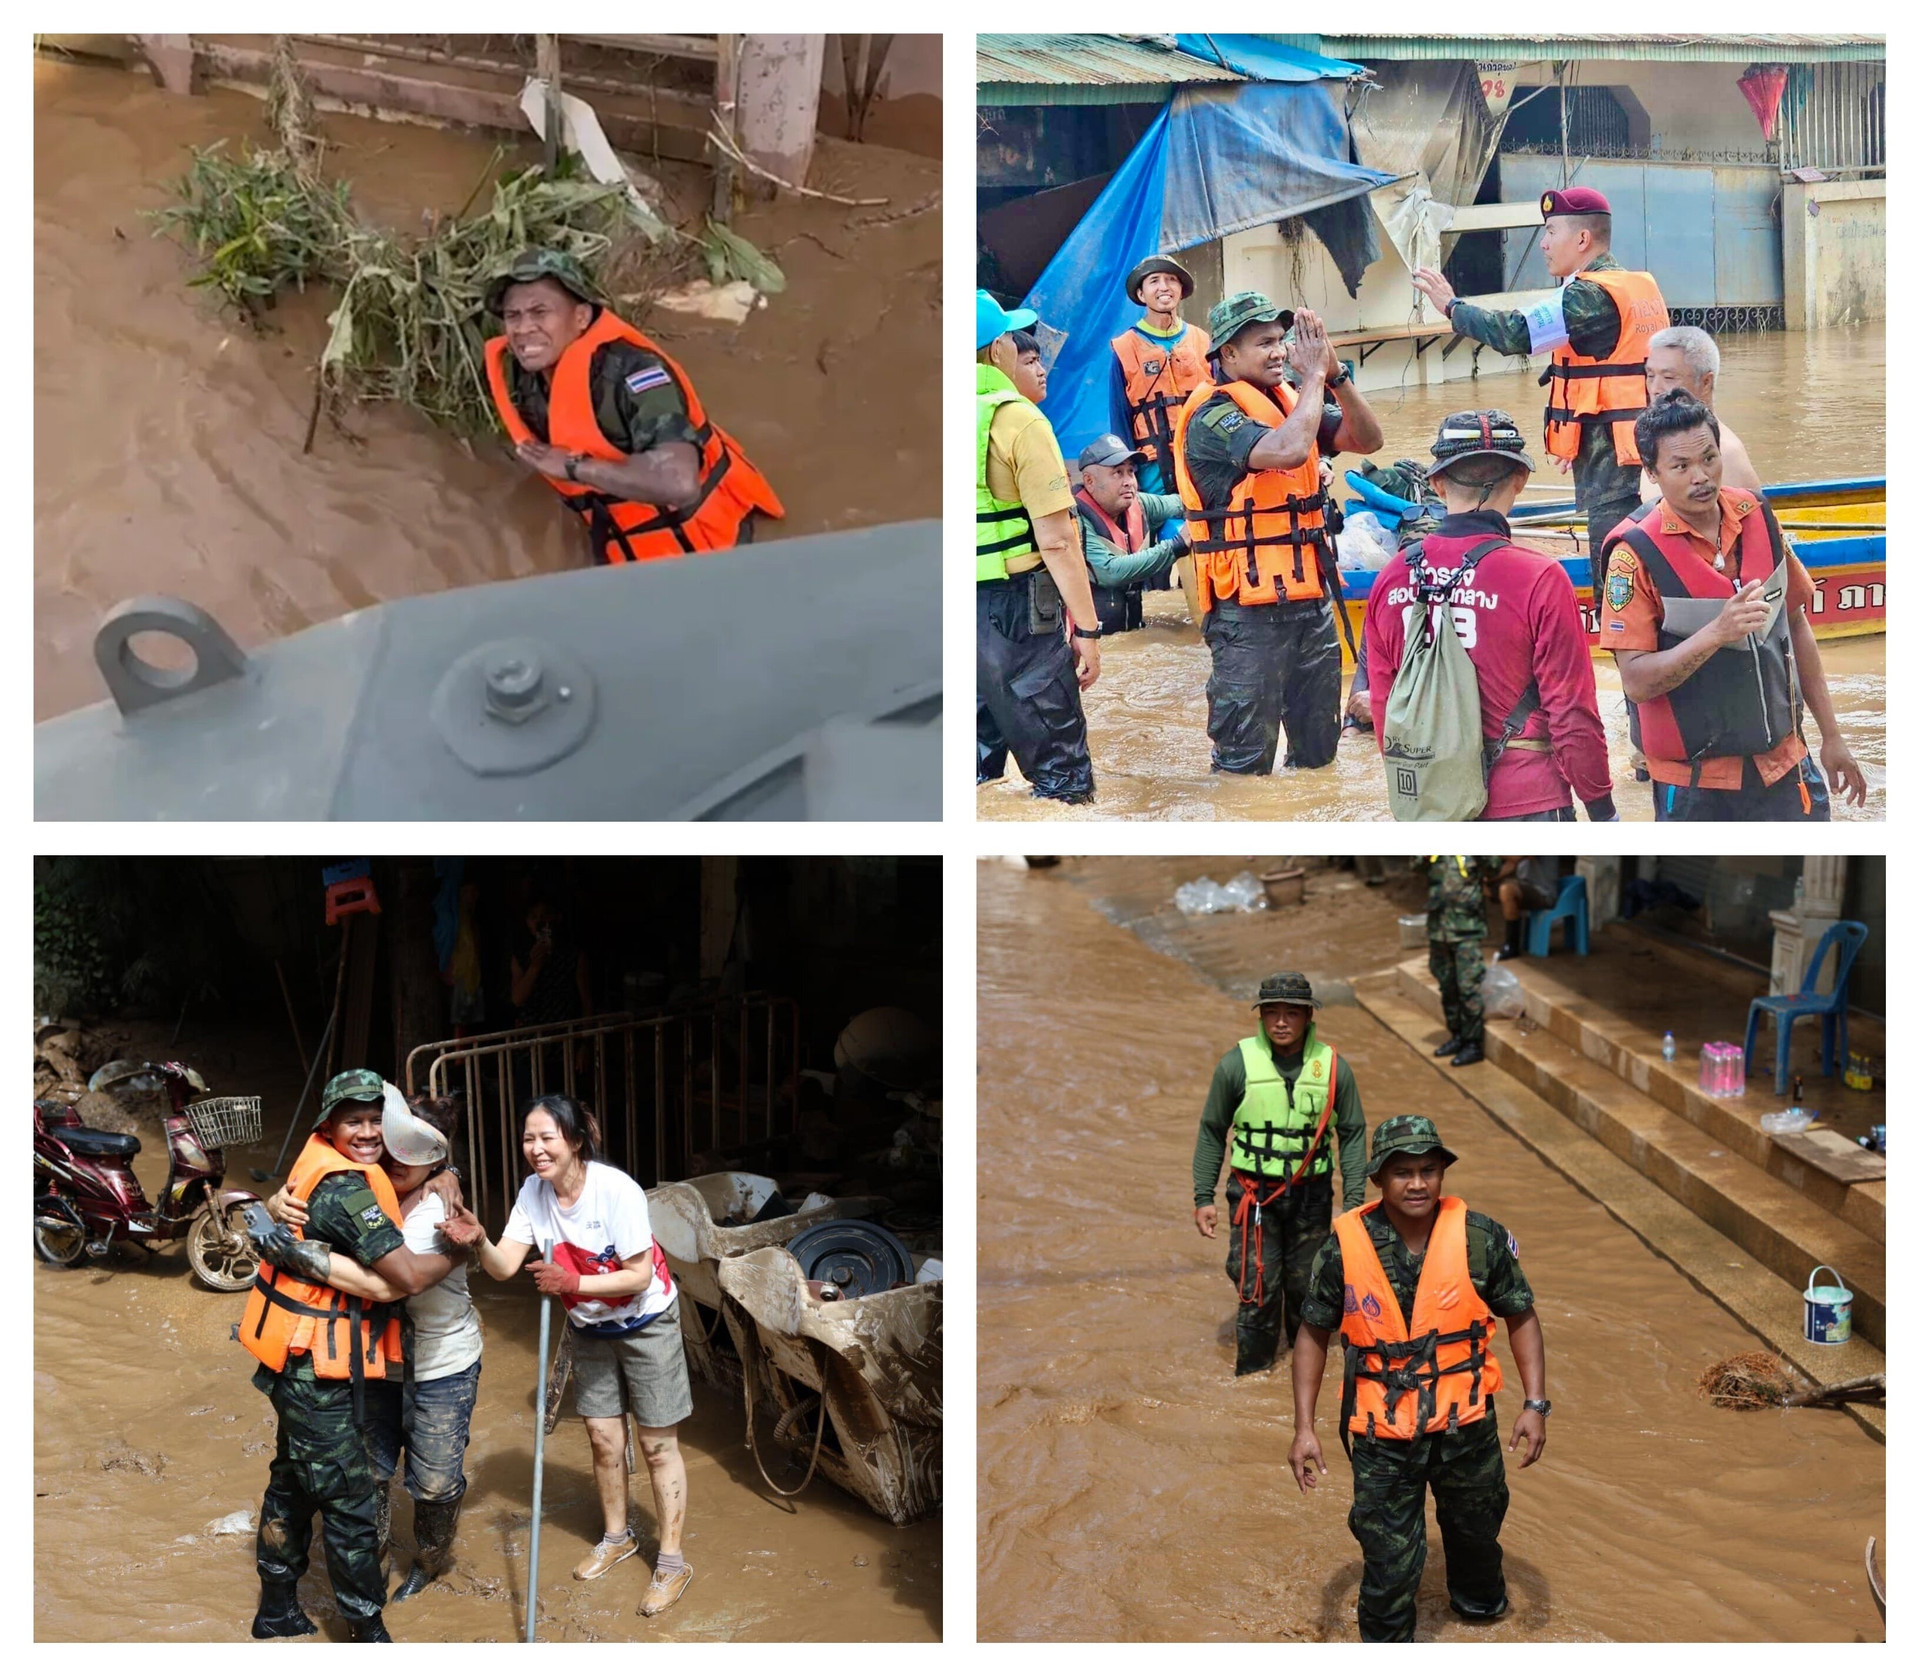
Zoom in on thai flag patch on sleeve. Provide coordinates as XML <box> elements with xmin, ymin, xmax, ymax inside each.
<box><xmin>624</xmin><ymin>365</ymin><xmax>673</xmax><ymax>396</ymax></box>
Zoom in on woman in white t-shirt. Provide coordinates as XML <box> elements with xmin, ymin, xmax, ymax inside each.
<box><xmin>270</xmin><ymin>1087</ymin><xmax>483</xmax><ymax>1603</ymax></box>
<box><xmin>441</xmin><ymin>1091</ymin><xmax>696</xmax><ymax>1620</ymax></box>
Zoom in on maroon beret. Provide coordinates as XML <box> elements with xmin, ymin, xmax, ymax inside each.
<box><xmin>1540</xmin><ymin>187</ymin><xmax>1611</xmax><ymax>218</ymax></box>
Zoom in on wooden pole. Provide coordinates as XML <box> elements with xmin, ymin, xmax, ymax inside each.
<box><xmin>536</xmin><ymin>34</ymin><xmax>562</xmax><ymax>174</ymax></box>
<box><xmin>712</xmin><ymin>34</ymin><xmax>739</xmax><ymax>224</ymax></box>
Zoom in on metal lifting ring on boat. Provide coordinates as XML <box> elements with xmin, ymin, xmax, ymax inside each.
<box><xmin>784</xmin><ymin>1219</ymin><xmax>914</xmax><ymax>1298</ymax></box>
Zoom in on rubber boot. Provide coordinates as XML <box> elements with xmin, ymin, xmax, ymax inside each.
<box><xmin>372</xmin><ymin>1477</ymin><xmax>394</xmax><ymax>1590</ymax></box>
<box><xmin>346</xmin><ymin>1613</ymin><xmax>393</xmax><ymax>1642</ymax></box>
<box><xmin>1233</xmin><ymin>1324</ymin><xmax>1280</xmax><ymax>1377</ymax></box>
<box><xmin>1433</xmin><ymin>1037</ymin><xmax>1462</xmax><ymax>1058</ymax></box>
<box><xmin>1451</xmin><ymin>1041</ymin><xmax>1485</xmax><ymax>1067</ymax></box>
<box><xmin>1499</xmin><ymin>929</ymin><xmax>1523</xmax><ymax>961</ymax></box>
<box><xmin>250</xmin><ymin>1579</ymin><xmax>317</xmax><ymax>1639</ymax></box>
<box><xmin>393</xmin><ymin>1493</ymin><xmax>464</xmax><ymax>1602</ymax></box>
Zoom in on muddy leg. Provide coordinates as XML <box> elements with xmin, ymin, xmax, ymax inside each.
<box><xmin>256</xmin><ymin>1410</ymin><xmax>317</xmax><ymax>1590</ymax></box>
<box><xmin>1348</xmin><ymin>1435</ymin><xmax>1431</xmax><ymax>1642</ymax></box>
<box><xmin>636</xmin><ymin>1426</ymin><xmax>687</xmax><ymax>1555</ymax></box>
<box><xmin>584</xmin><ymin>1414</ymin><xmax>631</xmax><ymax>1536</ymax></box>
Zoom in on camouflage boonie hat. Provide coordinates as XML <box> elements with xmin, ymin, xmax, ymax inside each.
<box><xmin>485</xmin><ymin>247</ymin><xmax>601</xmax><ymax>316</ymax></box>
<box><xmin>316</xmin><ymin>1068</ymin><xmax>386</xmax><ymax>1128</ymax></box>
<box><xmin>1252</xmin><ymin>971</ymin><xmax>1319</xmax><ymax>1011</ymax></box>
<box><xmin>1367</xmin><ymin>1114</ymin><xmax>1459</xmax><ymax>1177</ymax></box>
<box><xmin>1207</xmin><ymin>290</ymin><xmax>1295</xmax><ymax>348</ymax></box>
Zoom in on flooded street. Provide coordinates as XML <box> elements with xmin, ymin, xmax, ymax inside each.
<box><xmin>976</xmin><ymin>858</ymin><xmax>1884</xmax><ymax>1642</ymax></box>
<box><xmin>33</xmin><ymin>1024</ymin><xmax>939</xmax><ymax>1642</ymax></box>
<box><xmin>979</xmin><ymin>328</ymin><xmax>1885</xmax><ymax>822</ymax></box>
<box><xmin>35</xmin><ymin>58</ymin><xmax>939</xmax><ymax>721</ymax></box>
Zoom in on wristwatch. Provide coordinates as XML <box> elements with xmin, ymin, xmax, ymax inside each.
<box><xmin>1523</xmin><ymin>1398</ymin><xmax>1552</xmax><ymax>1417</ymax></box>
<box><xmin>1328</xmin><ymin>365</ymin><xmax>1352</xmax><ymax>389</ymax></box>
<box><xmin>1072</xmin><ymin>623</ymin><xmax>1102</xmax><ymax>640</ymax></box>
<box><xmin>563</xmin><ymin>452</ymin><xmax>586</xmax><ymax>481</ymax></box>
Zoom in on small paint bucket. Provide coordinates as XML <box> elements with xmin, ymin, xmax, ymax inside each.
<box><xmin>1803</xmin><ymin>1265</ymin><xmax>1853</xmax><ymax>1345</ymax></box>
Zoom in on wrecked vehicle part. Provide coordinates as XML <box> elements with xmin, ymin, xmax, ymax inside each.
<box><xmin>716</xmin><ymin>1245</ymin><xmax>941</xmax><ymax>1525</ymax></box>
<box><xmin>35</xmin><ymin>520</ymin><xmax>939</xmax><ymax>821</ymax></box>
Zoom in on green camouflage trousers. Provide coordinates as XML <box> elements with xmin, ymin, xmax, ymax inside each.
<box><xmin>254</xmin><ymin>1367</ymin><xmax>401</xmax><ymax>1621</ymax></box>
<box><xmin>1223</xmin><ymin>1171</ymin><xmax>1332</xmax><ymax>1375</ymax></box>
<box><xmin>1348</xmin><ymin>1408</ymin><xmax>1510</xmax><ymax>1641</ymax></box>
<box><xmin>1428</xmin><ymin>937</ymin><xmax>1486</xmax><ymax>1045</ymax></box>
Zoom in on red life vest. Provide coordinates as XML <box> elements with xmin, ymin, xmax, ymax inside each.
<box><xmin>1542</xmin><ymin>267</ymin><xmax>1669</xmax><ymax>465</ymax></box>
<box><xmin>1336</xmin><ymin>1197</ymin><xmax>1505</xmax><ymax>1442</ymax></box>
<box><xmin>1170</xmin><ymin>380</ymin><xmax>1329</xmax><ymax>613</ymax></box>
<box><xmin>1073</xmin><ymin>485</ymin><xmax>1147</xmax><ymax>553</ymax></box>
<box><xmin>484</xmin><ymin>308</ymin><xmax>783</xmax><ymax>564</ymax></box>
<box><xmin>1110</xmin><ymin>322</ymin><xmax>1211</xmax><ymax>464</ymax></box>
<box><xmin>1603</xmin><ymin>499</ymin><xmax>1798</xmax><ymax>767</ymax></box>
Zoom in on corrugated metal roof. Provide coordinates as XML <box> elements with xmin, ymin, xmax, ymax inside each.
<box><xmin>1304</xmin><ymin>34</ymin><xmax>1884</xmax><ymax>64</ymax></box>
<box><xmin>977</xmin><ymin>33</ymin><xmax>1244</xmax><ymax>93</ymax></box>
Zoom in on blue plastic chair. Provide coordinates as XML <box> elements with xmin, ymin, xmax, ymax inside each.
<box><xmin>1743</xmin><ymin>920</ymin><xmax>1870</xmax><ymax>1096</ymax></box>
<box><xmin>1524</xmin><ymin>875</ymin><xmax>1589</xmax><ymax>957</ymax></box>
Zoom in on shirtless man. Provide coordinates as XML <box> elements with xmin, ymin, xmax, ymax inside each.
<box><xmin>1637</xmin><ymin>325</ymin><xmax>1760</xmax><ymax>502</ymax></box>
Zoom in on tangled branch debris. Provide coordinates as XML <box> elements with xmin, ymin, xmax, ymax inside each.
<box><xmin>1697</xmin><ymin>1352</ymin><xmax>1884</xmax><ymax>1411</ymax></box>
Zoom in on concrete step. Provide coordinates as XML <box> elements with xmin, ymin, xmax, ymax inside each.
<box><xmin>1390</xmin><ymin>959</ymin><xmax>1884</xmax><ymax>1350</ymax></box>
<box><xmin>1357</xmin><ymin>975</ymin><xmax>1883</xmax><ymax>1440</ymax></box>
<box><xmin>1499</xmin><ymin>949</ymin><xmax>1885</xmax><ymax>1244</ymax></box>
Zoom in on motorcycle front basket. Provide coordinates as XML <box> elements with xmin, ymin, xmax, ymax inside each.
<box><xmin>185</xmin><ymin>1095</ymin><xmax>263</xmax><ymax>1150</ymax></box>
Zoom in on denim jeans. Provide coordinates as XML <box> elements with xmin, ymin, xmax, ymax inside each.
<box><xmin>367</xmin><ymin>1358</ymin><xmax>481</xmax><ymax>1504</ymax></box>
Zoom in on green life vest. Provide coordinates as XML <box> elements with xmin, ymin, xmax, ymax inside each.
<box><xmin>1229</xmin><ymin>1030</ymin><xmax>1336</xmax><ymax>1177</ymax></box>
<box><xmin>977</xmin><ymin>363</ymin><xmax>1041</xmax><ymax>581</ymax></box>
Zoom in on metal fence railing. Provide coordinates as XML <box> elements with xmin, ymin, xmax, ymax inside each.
<box><xmin>405</xmin><ymin>994</ymin><xmax>800</xmax><ymax>1229</ymax></box>
<box><xmin>1779</xmin><ymin>61</ymin><xmax>1885</xmax><ymax>177</ymax></box>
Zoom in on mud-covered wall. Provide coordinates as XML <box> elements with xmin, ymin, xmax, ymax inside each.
<box><xmin>1783</xmin><ymin>178</ymin><xmax>1886</xmax><ymax>329</ymax></box>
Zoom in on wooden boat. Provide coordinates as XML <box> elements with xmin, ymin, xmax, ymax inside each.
<box><xmin>1326</xmin><ymin>475</ymin><xmax>1884</xmax><ymax>663</ymax></box>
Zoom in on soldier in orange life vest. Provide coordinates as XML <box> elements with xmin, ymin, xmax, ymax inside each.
<box><xmin>482</xmin><ymin>248</ymin><xmax>783</xmax><ymax>565</ymax></box>
<box><xmin>1109</xmin><ymin>255</ymin><xmax>1211</xmax><ymax>496</ymax></box>
<box><xmin>1288</xmin><ymin>1116</ymin><xmax>1549</xmax><ymax>1642</ymax></box>
<box><xmin>1171</xmin><ymin>292</ymin><xmax>1384</xmax><ymax>774</ymax></box>
<box><xmin>237</xmin><ymin>1070</ymin><xmax>463</xmax><ymax>1643</ymax></box>
<box><xmin>1598</xmin><ymin>391</ymin><xmax>1866</xmax><ymax>820</ymax></box>
<box><xmin>1412</xmin><ymin>187</ymin><xmax>1667</xmax><ymax>571</ymax></box>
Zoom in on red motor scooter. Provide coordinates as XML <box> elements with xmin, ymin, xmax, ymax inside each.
<box><xmin>33</xmin><ymin>1058</ymin><xmax>264</xmax><ymax>1291</ymax></box>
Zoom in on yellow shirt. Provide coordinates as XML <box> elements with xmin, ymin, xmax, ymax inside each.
<box><xmin>986</xmin><ymin>403</ymin><xmax>1070</xmax><ymax>572</ymax></box>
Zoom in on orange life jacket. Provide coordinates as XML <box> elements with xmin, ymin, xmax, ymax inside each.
<box><xmin>1336</xmin><ymin>1196</ymin><xmax>1505</xmax><ymax>1443</ymax></box>
<box><xmin>1542</xmin><ymin>268</ymin><xmax>1669</xmax><ymax>466</ymax></box>
<box><xmin>484</xmin><ymin>308</ymin><xmax>783</xmax><ymax>564</ymax></box>
<box><xmin>1171</xmin><ymin>379</ymin><xmax>1329</xmax><ymax>612</ymax></box>
<box><xmin>237</xmin><ymin>1135</ymin><xmax>406</xmax><ymax>1409</ymax></box>
<box><xmin>1110</xmin><ymin>321</ymin><xmax>1211</xmax><ymax>464</ymax></box>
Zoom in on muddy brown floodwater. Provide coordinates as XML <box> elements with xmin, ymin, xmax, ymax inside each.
<box><xmin>35</xmin><ymin>58</ymin><xmax>939</xmax><ymax>720</ymax></box>
<box><xmin>977</xmin><ymin>858</ymin><xmax>1884</xmax><ymax>1642</ymax></box>
<box><xmin>978</xmin><ymin>328</ymin><xmax>1885</xmax><ymax>822</ymax></box>
<box><xmin>33</xmin><ymin>1022</ymin><xmax>939</xmax><ymax>1642</ymax></box>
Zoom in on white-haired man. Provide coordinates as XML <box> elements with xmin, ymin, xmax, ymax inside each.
<box><xmin>1637</xmin><ymin>326</ymin><xmax>1760</xmax><ymax>501</ymax></box>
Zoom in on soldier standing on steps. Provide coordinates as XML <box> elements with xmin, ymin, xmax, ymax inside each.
<box><xmin>1191</xmin><ymin>973</ymin><xmax>1369</xmax><ymax>1376</ymax></box>
<box><xmin>1426</xmin><ymin>857</ymin><xmax>1501</xmax><ymax>1066</ymax></box>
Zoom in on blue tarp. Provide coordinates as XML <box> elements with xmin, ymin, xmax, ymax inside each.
<box><xmin>1173</xmin><ymin>34</ymin><xmax>1367</xmax><ymax>83</ymax></box>
<box><xmin>1021</xmin><ymin>82</ymin><xmax>1397</xmax><ymax>459</ymax></box>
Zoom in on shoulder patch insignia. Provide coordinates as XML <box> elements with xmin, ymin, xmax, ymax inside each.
<box><xmin>624</xmin><ymin>365</ymin><xmax>673</xmax><ymax>396</ymax></box>
<box><xmin>361</xmin><ymin>1205</ymin><xmax>386</xmax><ymax>1227</ymax></box>
<box><xmin>1605</xmin><ymin>567</ymin><xmax>1634</xmax><ymax>611</ymax></box>
<box><xmin>1507</xmin><ymin>1230</ymin><xmax>1519</xmax><ymax>1257</ymax></box>
<box><xmin>1216</xmin><ymin>410</ymin><xmax>1245</xmax><ymax>434</ymax></box>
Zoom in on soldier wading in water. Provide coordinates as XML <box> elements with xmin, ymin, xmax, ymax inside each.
<box><xmin>1192</xmin><ymin>973</ymin><xmax>1367</xmax><ymax>1376</ymax></box>
<box><xmin>1288</xmin><ymin>1116</ymin><xmax>1550</xmax><ymax>1641</ymax></box>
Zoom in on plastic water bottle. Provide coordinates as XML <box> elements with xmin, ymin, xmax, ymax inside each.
<box><xmin>1662</xmin><ymin>1031</ymin><xmax>1676</xmax><ymax>1063</ymax></box>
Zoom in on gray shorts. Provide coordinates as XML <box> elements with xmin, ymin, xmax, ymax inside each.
<box><xmin>570</xmin><ymin>1297</ymin><xmax>693</xmax><ymax>1429</ymax></box>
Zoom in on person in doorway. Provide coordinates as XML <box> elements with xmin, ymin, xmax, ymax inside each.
<box><xmin>1412</xmin><ymin>188</ymin><xmax>1668</xmax><ymax>571</ymax></box>
<box><xmin>1073</xmin><ymin>434</ymin><xmax>1190</xmax><ymax>635</ymax></box>
<box><xmin>441</xmin><ymin>1093</ymin><xmax>695</xmax><ymax>1618</ymax></box>
<box><xmin>1191</xmin><ymin>972</ymin><xmax>1368</xmax><ymax>1377</ymax></box>
<box><xmin>1288</xmin><ymin>1115</ymin><xmax>1549</xmax><ymax>1642</ymax></box>
<box><xmin>265</xmin><ymin>1090</ymin><xmax>481</xmax><ymax>1606</ymax></box>
<box><xmin>1495</xmin><ymin>857</ymin><xmax>1564</xmax><ymax>959</ymax></box>
<box><xmin>1363</xmin><ymin>411</ymin><xmax>1616</xmax><ymax>822</ymax></box>
<box><xmin>237</xmin><ymin>1071</ymin><xmax>467</xmax><ymax>1643</ymax></box>
<box><xmin>976</xmin><ymin>290</ymin><xmax>1101</xmax><ymax>802</ymax></box>
<box><xmin>1637</xmin><ymin>325</ymin><xmax>1760</xmax><ymax>501</ymax></box>
<box><xmin>1109</xmin><ymin>255</ymin><xmax>1212</xmax><ymax>496</ymax></box>
<box><xmin>1171</xmin><ymin>294</ymin><xmax>1383</xmax><ymax>775</ymax></box>
<box><xmin>1425</xmin><ymin>857</ymin><xmax>1500</xmax><ymax>1065</ymax></box>
<box><xmin>512</xmin><ymin>893</ymin><xmax>593</xmax><ymax>1027</ymax></box>
<box><xmin>482</xmin><ymin>247</ymin><xmax>782</xmax><ymax>564</ymax></box>
<box><xmin>1597</xmin><ymin>391</ymin><xmax>1867</xmax><ymax>820</ymax></box>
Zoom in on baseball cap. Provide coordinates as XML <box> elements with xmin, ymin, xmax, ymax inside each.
<box><xmin>1077</xmin><ymin>434</ymin><xmax>1149</xmax><ymax>470</ymax></box>
<box><xmin>977</xmin><ymin>290</ymin><xmax>1038</xmax><ymax>350</ymax></box>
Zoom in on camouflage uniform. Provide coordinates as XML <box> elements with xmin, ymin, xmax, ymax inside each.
<box><xmin>1299</xmin><ymin>1123</ymin><xmax>1536</xmax><ymax>1643</ymax></box>
<box><xmin>252</xmin><ymin>1166</ymin><xmax>406</xmax><ymax>1623</ymax></box>
<box><xmin>1447</xmin><ymin>252</ymin><xmax>1644</xmax><ymax>565</ymax></box>
<box><xmin>1426</xmin><ymin>857</ymin><xmax>1498</xmax><ymax>1049</ymax></box>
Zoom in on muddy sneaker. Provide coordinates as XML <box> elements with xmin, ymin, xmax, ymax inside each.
<box><xmin>574</xmin><ymin>1531</ymin><xmax>639</xmax><ymax>1580</ymax></box>
<box><xmin>638</xmin><ymin>1562</ymin><xmax>694</xmax><ymax>1616</ymax></box>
